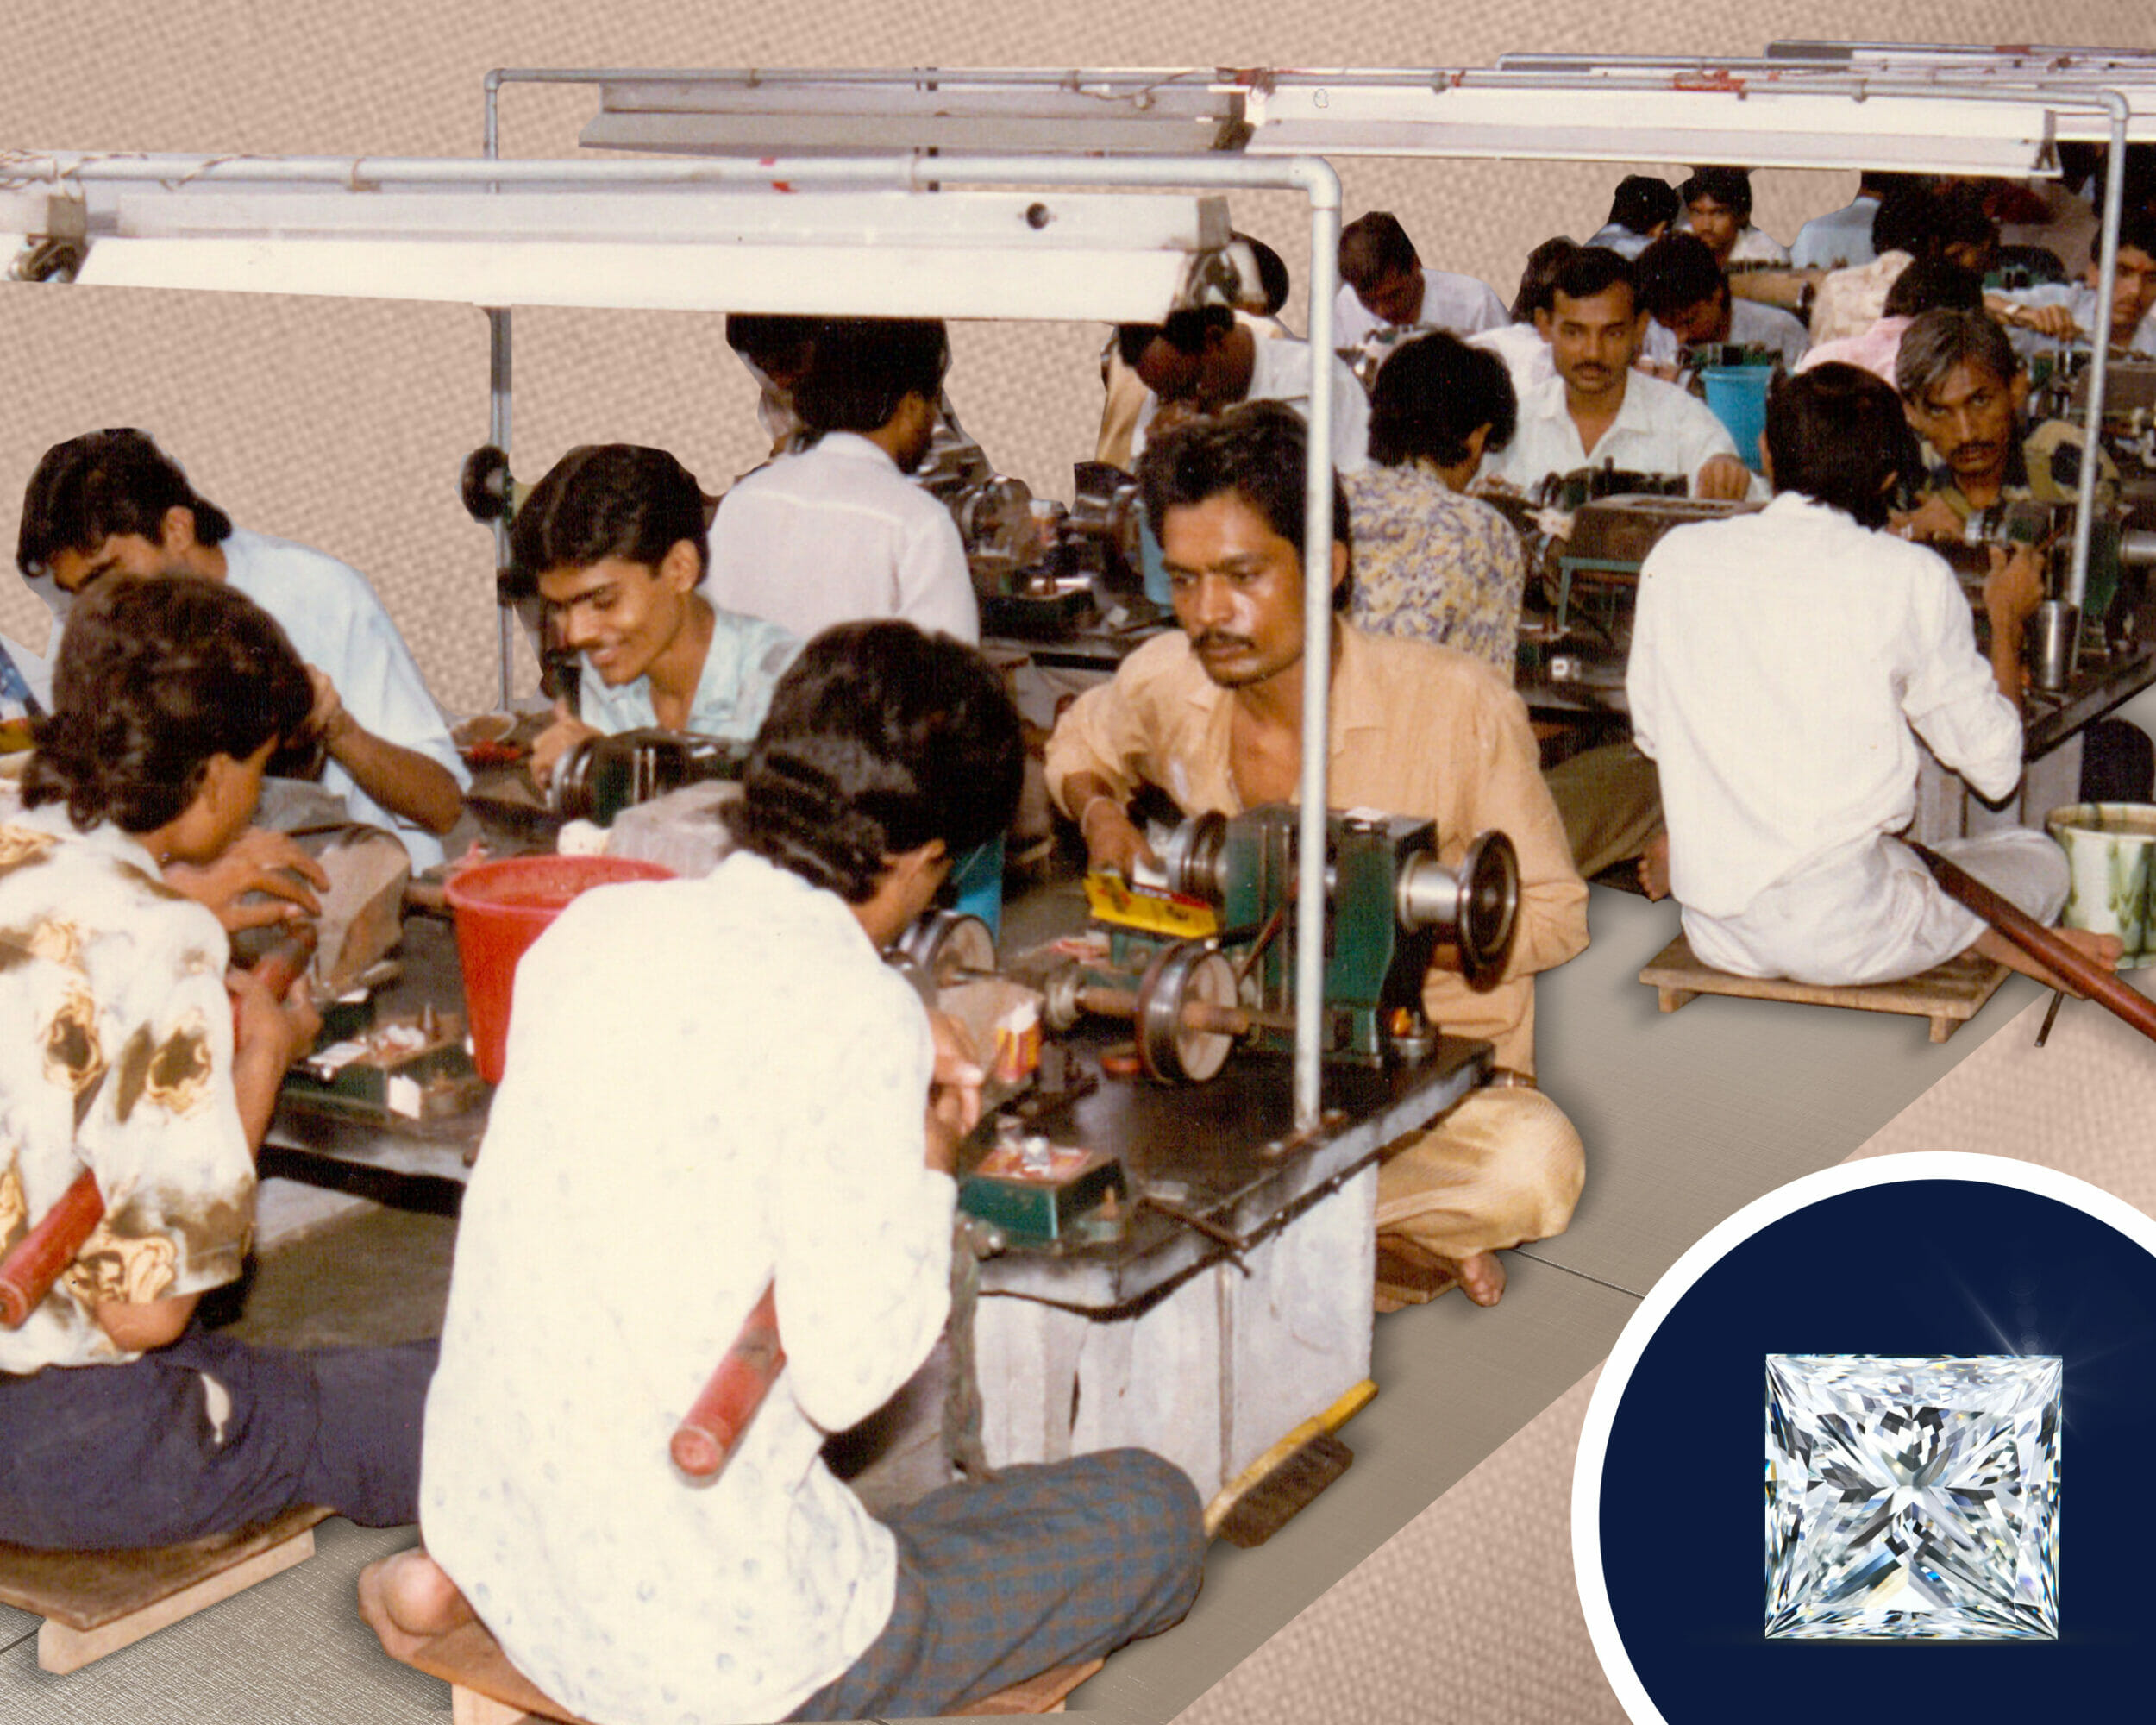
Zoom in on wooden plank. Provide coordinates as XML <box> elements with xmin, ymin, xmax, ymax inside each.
<box><xmin>34</xmin><ymin>1526</ymin><xmax>317</xmax><ymax>1673</ymax></box>
<box><xmin>407</xmin><ymin>1620</ymin><xmax>598</xmax><ymax>1724</ymax></box>
<box><xmin>0</xmin><ymin>1504</ymin><xmax>330</xmax><ymax>1631</ymax></box>
<box><xmin>451</xmin><ymin>1688</ymin><xmax>536</xmax><ymax>1725</ymax></box>
<box><xmin>1638</xmin><ymin>933</ymin><xmax>2009</xmax><ymax>1033</ymax></box>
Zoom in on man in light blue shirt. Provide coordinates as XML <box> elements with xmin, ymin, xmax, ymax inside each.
<box><xmin>514</xmin><ymin>444</ymin><xmax>801</xmax><ymax>792</ymax></box>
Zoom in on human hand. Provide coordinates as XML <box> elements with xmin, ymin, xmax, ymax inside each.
<box><xmin>1996</xmin><ymin>299</ymin><xmax>2080</xmax><ymax>342</ymax></box>
<box><xmin>924</xmin><ymin>1009</ymin><xmax>984</xmax><ymax>1176</ymax></box>
<box><xmin>1890</xmin><ymin>493</ymin><xmax>1967</xmax><ymax>543</ymax></box>
<box><xmin>530</xmin><ymin>699</ymin><xmax>600</xmax><ymax>792</ymax></box>
<box><xmin>1078</xmin><ymin>797</ymin><xmax>1159</xmax><ymax>879</ymax></box>
<box><xmin>164</xmin><ymin>827</ymin><xmax>328</xmax><ymax>932</ymax></box>
<box><xmin>1692</xmin><ymin>455</ymin><xmax>1753</xmax><ymax>501</ymax></box>
<box><xmin>1983</xmin><ymin>543</ymin><xmax>2044</xmax><ymax>630</ymax></box>
<box><xmin>306</xmin><ymin>666</ymin><xmax>357</xmax><ymax>750</ymax></box>
<box><xmin>227</xmin><ymin>959</ymin><xmax>323</xmax><ymax>1074</ymax></box>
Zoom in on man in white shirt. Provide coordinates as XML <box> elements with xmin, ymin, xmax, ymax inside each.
<box><xmin>387</xmin><ymin>622</ymin><xmax>1204</xmax><ymax>1723</ymax></box>
<box><xmin>1996</xmin><ymin>210</ymin><xmax>2156</xmax><ymax>361</ymax></box>
<box><xmin>1584</xmin><ymin>174</ymin><xmax>1678</xmax><ymax>261</ymax></box>
<box><xmin>1634</xmin><ymin>233</ymin><xmax>1809</xmax><ymax>373</ymax></box>
<box><xmin>16</xmin><ymin>429</ymin><xmax>467</xmax><ymax>869</ymax></box>
<box><xmin>1120</xmin><ymin>304</ymin><xmax>1370</xmax><ymax>473</ymax></box>
<box><xmin>1480</xmin><ymin>248</ymin><xmax>1757</xmax><ymax>501</ymax></box>
<box><xmin>1628</xmin><ymin>362</ymin><xmax>2119</xmax><ymax>989</ymax></box>
<box><xmin>706</xmin><ymin>317</ymin><xmax>981</xmax><ymax>643</ymax></box>
<box><xmin>1331</xmin><ymin>210</ymin><xmax>1510</xmax><ymax>353</ymax></box>
<box><xmin>1677</xmin><ymin>166</ymin><xmax>1789</xmax><ymax>270</ymax></box>
<box><xmin>1789</xmin><ymin>171</ymin><xmax>1913</xmax><ymax>272</ymax></box>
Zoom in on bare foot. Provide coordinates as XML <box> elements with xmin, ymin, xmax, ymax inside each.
<box><xmin>1637</xmin><ymin>832</ymin><xmax>1671</xmax><ymax>902</ymax></box>
<box><xmin>1451</xmin><ymin>1251</ymin><xmax>1507</xmax><ymax>1307</ymax></box>
<box><xmin>1973</xmin><ymin>925</ymin><xmax>2124</xmax><ymax>995</ymax></box>
<box><xmin>359</xmin><ymin>1546</ymin><xmax>476</xmax><ymax>1663</ymax></box>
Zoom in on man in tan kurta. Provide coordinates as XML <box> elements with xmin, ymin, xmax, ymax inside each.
<box><xmin>1045</xmin><ymin>403</ymin><xmax>1589</xmax><ymax>1309</ymax></box>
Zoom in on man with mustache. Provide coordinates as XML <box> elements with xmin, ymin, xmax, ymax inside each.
<box><xmin>1045</xmin><ymin>403</ymin><xmax>1589</xmax><ymax>1312</ymax></box>
<box><xmin>1896</xmin><ymin>306</ymin><xmax>2113</xmax><ymax>539</ymax></box>
<box><xmin>1480</xmin><ymin>246</ymin><xmax>1758</xmax><ymax>503</ymax></box>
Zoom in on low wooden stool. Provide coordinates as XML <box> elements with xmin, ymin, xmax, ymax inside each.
<box><xmin>0</xmin><ymin>1504</ymin><xmax>330</xmax><ymax>1672</ymax></box>
<box><xmin>1639</xmin><ymin>932</ymin><xmax>2010</xmax><ymax>1044</ymax></box>
<box><xmin>376</xmin><ymin>1608</ymin><xmax>1104</xmax><ymax>1722</ymax></box>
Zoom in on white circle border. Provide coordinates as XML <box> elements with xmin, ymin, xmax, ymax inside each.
<box><xmin>1570</xmin><ymin>1150</ymin><xmax>2156</xmax><ymax>1722</ymax></box>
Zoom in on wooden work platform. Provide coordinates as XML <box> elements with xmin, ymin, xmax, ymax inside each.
<box><xmin>379</xmin><ymin>1610</ymin><xmax>1102</xmax><ymax>1722</ymax></box>
<box><xmin>1639</xmin><ymin>933</ymin><xmax>2011</xmax><ymax>1043</ymax></box>
<box><xmin>0</xmin><ymin>1505</ymin><xmax>330</xmax><ymax>1672</ymax></box>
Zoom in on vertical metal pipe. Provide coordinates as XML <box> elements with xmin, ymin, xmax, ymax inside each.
<box><xmin>1293</xmin><ymin>160</ymin><xmax>1343</xmax><ymax>1135</ymax></box>
<box><xmin>489</xmin><ymin>306</ymin><xmax>516</xmax><ymax>709</ymax></box>
<box><xmin>2053</xmin><ymin>89</ymin><xmax>2130</xmax><ymax>613</ymax></box>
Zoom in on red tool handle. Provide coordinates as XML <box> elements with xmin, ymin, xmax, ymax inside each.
<box><xmin>0</xmin><ymin>926</ymin><xmax>321</xmax><ymax>1330</ymax></box>
<box><xmin>1914</xmin><ymin>842</ymin><xmax>2156</xmax><ymax>1044</ymax></box>
<box><xmin>0</xmin><ymin>1174</ymin><xmax>105</xmax><ymax>1330</ymax></box>
<box><xmin>669</xmin><ymin>1281</ymin><xmax>787</xmax><ymax>1481</ymax></box>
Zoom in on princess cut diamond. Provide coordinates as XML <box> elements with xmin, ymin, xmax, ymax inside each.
<box><xmin>1764</xmin><ymin>1353</ymin><xmax>2059</xmax><ymax>1640</ymax></box>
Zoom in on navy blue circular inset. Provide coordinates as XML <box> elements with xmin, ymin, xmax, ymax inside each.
<box><xmin>1595</xmin><ymin>1176</ymin><xmax>2156</xmax><ymax>1718</ymax></box>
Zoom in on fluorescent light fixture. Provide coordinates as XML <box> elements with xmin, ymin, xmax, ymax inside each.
<box><xmin>579</xmin><ymin>69</ymin><xmax>1245</xmax><ymax>157</ymax></box>
<box><xmin>1236</xmin><ymin>77</ymin><xmax>2063</xmax><ymax>173</ymax></box>
<box><xmin>0</xmin><ymin>176</ymin><xmax>1232</xmax><ymax>320</ymax></box>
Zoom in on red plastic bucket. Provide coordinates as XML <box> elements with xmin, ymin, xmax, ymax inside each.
<box><xmin>445</xmin><ymin>855</ymin><xmax>675</xmax><ymax>1082</ymax></box>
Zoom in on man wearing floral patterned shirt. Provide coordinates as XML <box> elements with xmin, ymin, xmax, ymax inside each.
<box><xmin>0</xmin><ymin>575</ymin><xmax>436</xmax><ymax>1550</ymax></box>
<box><xmin>1344</xmin><ymin>330</ymin><xmax>1526</xmax><ymax>676</ymax></box>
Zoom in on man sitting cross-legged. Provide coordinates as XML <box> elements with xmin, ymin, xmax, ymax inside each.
<box><xmin>1047</xmin><ymin>402</ymin><xmax>1589</xmax><ymax>1310</ymax></box>
<box><xmin>1627</xmin><ymin>362</ymin><xmax>2122</xmax><ymax>991</ymax></box>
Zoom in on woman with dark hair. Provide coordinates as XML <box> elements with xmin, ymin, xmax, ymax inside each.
<box><xmin>0</xmin><ymin>574</ymin><xmax>437</xmax><ymax>1550</ymax></box>
<box><xmin>1344</xmin><ymin>330</ymin><xmax>1527</xmax><ymax>674</ymax></box>
<box><xmin>511</xmin><ymin>443</ymin><xmax>802</xmax><ymax>789</ymax></box>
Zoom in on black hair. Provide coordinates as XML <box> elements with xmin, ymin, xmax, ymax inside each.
<box><xmin>511</xmin><ymin>445</ymin><xmax>712</xmax><ymax>584</ymax></box>
<box><xmin>1606</xmin><ymin>175</ymin><xmax>1679</xmax><ymax>237</ymax></box>
<box><xmin>724</xmin><ymin>313</ymin><xmax>821</xmax><ymax>375</ymax></box>
<box><xmin>17</xmin><ymin>430</ymin><xmax>233</xmax><ymax>580</ymax></box>
<box><xmin>1932</xmin><ymin>182</ymin><xmax>1998</xmax><ymax>260</ymax></box>
<box><xmin>1678</xmin><ymin>166</ymin><xmax>1754</xmax><ymax>223</ymax></box>
<box><xmin>23</xmin><ymin>574</ymin><xmax>311</xmax><ymax>834</ymax></box>
<box><xmin>1871</xmin><ymin>185</ymin><xmax>1949</xmax><ymax>260</ymax></box>
<box><xmin>730</xmin><ymin>621</ymin><xmax>1022</xmax><ymax>904</ymax></box>
<box><xmin>1896</xmin><ymin>307</ymin><xmax>2019</xmax><ymax>405</ymax></box>
<box><xmin>1338</xmin><ymin>212</ymin><xmax>1420</xmax><ymax>292</ymax></box>
<box><xmin>1548</xmin><ymin>247</ymin><xmax>1637</xmax><ymax>313</ymax></box>
<box><xmin>1882</xmin><ymin>256</ymin><xmax>1984</xmax><ymax>320</ymax></box>
<box><xmin>1633</xmin><ymin>232</ymin><xmax>1727</xmax><ymax>324</ymax></box>
<box><xmin>1235</xmin><ymin>232</ymin><xmax>1292</xmax><ymax>316</ymax></box>
<box><xmin>792</xmin><ymin>317</ymin><xmax>950</xmax><ymax>436</ymax></box>
<box><xmin>1512</xmin><ymin>237</ymin><xmax>1581</xmax><ymax>323</ymax></box>
<box><xmin>1138</xmin><ymin>401</ymin><xmax>1351</xmax><ymax>609</ymax></box>
<box><xmin>1367</xmin><ymin>331</ymin><xmax>1518</xmax><ymax>469</ymax></box>
<box><xmin>2109</xmin><ymin>208</ymin><xmax>2156</xmax><ymax>267</ymax></box>
<box><xmin>1764</xmin><ymin>364</ymin><xmax>1924</xmax><ymax>530</ymax></box>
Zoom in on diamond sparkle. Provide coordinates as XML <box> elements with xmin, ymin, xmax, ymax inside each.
<box><xmin>1764</xmin><ymin>1353</ymin><xmax>2059</xmax><ymax>1640</ymax></box>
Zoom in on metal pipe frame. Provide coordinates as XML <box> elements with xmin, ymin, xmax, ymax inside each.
<box><xmin>482</xmin><ymin>68</ymin><xmax>1344</xmax><ymax>1130</ymax></box>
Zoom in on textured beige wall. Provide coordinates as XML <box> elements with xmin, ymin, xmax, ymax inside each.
<box><xmin>9</xmin><ymin>3</ymin><xmax>2152</xmax><ymax>712</ymax></box>
<box><xmin>5</xmin><ymin>9</ymin><xmax>2153</xmax><ymax>1725</ymax></box>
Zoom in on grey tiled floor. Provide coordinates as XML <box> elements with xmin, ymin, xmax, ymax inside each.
<box><xmin>0</xmin><ymin>881</ymin><xmax>2056</xmax><ymax>1724</ymax></box>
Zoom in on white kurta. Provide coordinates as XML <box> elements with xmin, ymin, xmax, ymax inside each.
<box><xmin>420</xmin><ymin>852</ymin><xmax>956</xmax><ymax>1725</ymax></box>
<box><xmin>705</xmin><ymin>431</ymin><xmax>980</xmax><ymax>644</ymax></box>
<box><xmin>1627</xmin><ymin>492</ymin><xmax>2061</xmax><ymax>984</ymax></box>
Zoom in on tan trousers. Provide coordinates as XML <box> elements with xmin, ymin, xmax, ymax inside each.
<box><xmin>1543</xmin><ymin>740</ymin><xmax>1663</xmax><ymax>881</ymax></box>
<box><xmin>1372</xmin><ymin>1085</ymin><xmax>1585</xmax><ymax>1306</ymax></box>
